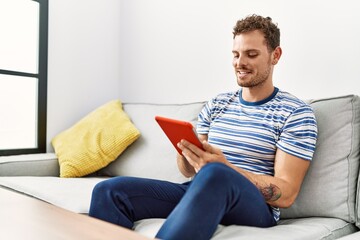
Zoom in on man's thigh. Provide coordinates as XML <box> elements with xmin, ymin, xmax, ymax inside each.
<box><xmin>218</xmin><ymin>172</ymin><xmax>276</xmax><ymax>227</ymax></box>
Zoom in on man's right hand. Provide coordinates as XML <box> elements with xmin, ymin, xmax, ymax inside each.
<box><xmin>176</xmin><ymin>134</ymin><xmax>209</xmax><ymax>178</ymax></box>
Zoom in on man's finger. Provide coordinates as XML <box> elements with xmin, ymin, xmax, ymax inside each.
<box><xmin>202</xmin><ymin>140</ymin><xmax>212</xmax><ymax>153</ymax></box>
<box><xmin>182</xmin><ymin>149</ymin><xmax>199</xmax><ymax>169</ymax></box>
<box><xmin>180</xmin><ymin>139</ymin><xmax>204</xmax><ymax>156</ymax></box>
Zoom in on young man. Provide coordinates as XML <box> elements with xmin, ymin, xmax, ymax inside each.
<box><xmin>89</xmin><ymin>15</ymin><xmax>317</xmax><ymax>240</ymax></box>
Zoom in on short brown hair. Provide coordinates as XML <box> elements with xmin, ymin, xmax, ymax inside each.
<box><xmin>233</xmin><ymin>14</ymin><xmax>280</xmax><ymax>51</ymax></box>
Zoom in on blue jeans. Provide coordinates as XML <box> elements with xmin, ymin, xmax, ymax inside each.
<box><xmin>89</xmin><ymin>163</ymin><xmax>276</xmax><ymax>240</ymax></box>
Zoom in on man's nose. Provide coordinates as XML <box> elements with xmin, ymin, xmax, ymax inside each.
<box><xmin>234</xmin><ymin>55</ymin><xmax>247</xmax><ymax>67</ymax></box>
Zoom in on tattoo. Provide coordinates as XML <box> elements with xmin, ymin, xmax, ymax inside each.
<box><xmin>259</xmin><ymin>183</ymin><xmax>282</xmax><ymax>202</ymax></box>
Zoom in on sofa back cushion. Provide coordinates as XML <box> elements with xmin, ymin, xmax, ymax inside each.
<box><xmin>99</xmin><ymin>102</ymin><xmax>205</xmax><ymax>183</ymax></box>
<box><xmin>281</xmin><ymin>95</ymin><xmax>360</xmax><ymax>225</ymax></box>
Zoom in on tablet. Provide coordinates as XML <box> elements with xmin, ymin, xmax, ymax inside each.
<box><xmin>155</xmin><ymin>116</ymin><xmax>203</xmax><ymax>155</ymax></box>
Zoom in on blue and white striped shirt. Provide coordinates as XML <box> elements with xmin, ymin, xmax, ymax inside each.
<box><xmin>196</xmin><ymin>87</ymin><xmax>317</xmax><ymax>221</ymax></box>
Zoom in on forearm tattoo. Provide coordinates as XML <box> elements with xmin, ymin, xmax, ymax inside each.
<box><xmin>258</xmin><ymin>183</ymin><xmax>282</xmax><ymax>202</ymax></box>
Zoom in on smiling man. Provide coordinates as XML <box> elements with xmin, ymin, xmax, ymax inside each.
<box><xmin>89</xmin><ymin>15</ymin><xmax>318</xmax><ymax>240</ymax></box>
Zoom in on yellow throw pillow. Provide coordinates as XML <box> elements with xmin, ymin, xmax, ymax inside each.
<box><xmin>52</xmin><ymin>100</ymin><xmax>140</xmax><ymax>178</ymax></box>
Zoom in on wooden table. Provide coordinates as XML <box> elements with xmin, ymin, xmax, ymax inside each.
<box><xmin>0</xmin><ymin>187</ymin><xmax>151</xmax><ymax>240</ymax></box>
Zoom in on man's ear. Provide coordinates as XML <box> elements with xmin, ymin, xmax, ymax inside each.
<box><xmin>272</xmin><ymin>46</ymin><xmax>282</xmax><ymax>65</ymax></box>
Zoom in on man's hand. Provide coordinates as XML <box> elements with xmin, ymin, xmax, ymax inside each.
<box><xmin>177</xmin><ymin>139</ymin><xmax>229</xmax><ymax>173</ymax></box>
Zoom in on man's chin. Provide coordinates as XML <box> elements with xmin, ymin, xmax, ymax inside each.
<box><xmin>237</xmin><ymin>79</ymin><xmax>253</xmax><ymax>88</ymax></box>
<box><xmin>237</xmin><ymin>79</ymin><xmax>264</xmax><ymax>88</ymax></box>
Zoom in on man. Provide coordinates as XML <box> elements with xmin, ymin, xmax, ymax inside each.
<box><xmin>89</xmin><ymin>14</ymin><xmax>317</xmax><ymax>240</ymax></box>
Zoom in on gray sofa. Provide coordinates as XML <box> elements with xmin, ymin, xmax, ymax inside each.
<box><xmin>1</xmin><ymin>95</ymin><xmax>360</xmax><ymax>240</ymax></box>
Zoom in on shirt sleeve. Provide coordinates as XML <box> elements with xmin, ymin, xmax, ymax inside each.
<box><xmin>196</xmin><ymin>99</ymin><xmax>214</xmax><ymax>135</ymax></box>
<box><xmin>276</xmin><ymin>105</ymin><xmax>318</xmax><ymax>161</ymax></box>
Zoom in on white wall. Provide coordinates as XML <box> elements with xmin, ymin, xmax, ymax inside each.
<box><xmin>47</xmin><ymin>0</ymin><xmax>122</xmax><ymax>150</ymax></box>
<box><xmin>117</xmin><ymin>0</ymin><xmax>360</xmax><ymax>103</ymax></box>
<box><xmin>47</xmin><ymin>0</ymin><xmax>360</xmax><ymax>150</ymax></box>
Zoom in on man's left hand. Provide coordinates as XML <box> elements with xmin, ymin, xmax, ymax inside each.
<box><xmin>177</xmin><ymin>140</ymin><xmax>228</xmax><ymax>172</ymax></box>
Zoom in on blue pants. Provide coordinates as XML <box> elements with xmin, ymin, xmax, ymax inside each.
<box><xmin>89</xmin><ymin>163</ymin><xmax>276</xmax><ymax>240</ymax></box>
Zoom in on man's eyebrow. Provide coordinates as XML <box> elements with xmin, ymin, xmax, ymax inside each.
<box><xmin>232</xmin><ymin>49</ymin><xmax>260</xmax><ymax>53</ymax></box>
<box><xmin>246</xmin><ymin>49</ymin><xmax>260</xmax><ymax>53</ymax></box>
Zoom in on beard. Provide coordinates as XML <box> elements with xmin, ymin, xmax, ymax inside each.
<box><xmin>237</xmin><ymin>60</ymin><xmax>272</xmax><ymax>88</ymax></box>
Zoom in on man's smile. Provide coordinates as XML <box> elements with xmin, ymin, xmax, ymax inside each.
<box><xmin>237</xmin><ymin>70</ymin><xmax>252</xmax><ymax>78</ymax></box>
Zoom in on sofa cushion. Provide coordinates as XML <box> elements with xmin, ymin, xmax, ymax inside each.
<box><xmin>99</xmin><ymin>102</ymin><xmax>205</xmax><ymax>183</ymax></box>
<box><xmin>0</xmin><ymin>176</ymin><xmax>106</xmax><ymax>213</ymax></box>
<box><xmin>134</xmin><ymin>217</ymin><xmax>358</xmax><ymax>240</ymax></box>
<box><xmin>336</xmin><ymin>231</ymin><xmax>360</xmax><ymax>240</ymax></box>
<box><xmin>0</xmin><ymin>176</ymin><xmax>357</xmax><ymax>240</ymax></box>
<box><xmin>281</xmin><ymin>95</ymin><xmax>360</xmax><ymax>225</ymax></box>
<box><xmin>52</xmin><ymin>100</ymin><xmax>140</xmax><ymax>178</ymax></box>
<box><xmin>0</xmin><ymin>153</ymin><xmax>59</xmax><ymax>176</ymax></box>
<box><xmin>357</xmin><ymin>163</ymin><xmax>360</xmax><ymax>227</ymax></box>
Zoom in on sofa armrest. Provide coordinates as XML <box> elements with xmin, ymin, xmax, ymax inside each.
<box><xmin>0</xmin><ymin>153</ymin><xmax>59</xmax><ymax>177</ymax></box>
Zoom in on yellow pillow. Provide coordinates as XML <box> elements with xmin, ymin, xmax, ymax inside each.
<box><xmin>52</xmin><ymin>100</ymin><xmax>140</xmax><ymax>178</ymax></box>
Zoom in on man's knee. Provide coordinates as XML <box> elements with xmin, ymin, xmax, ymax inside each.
<box><xmin>195</xmin><ymin>163</ymin><xmax>235</xmax><ymax>186</ymax></box>
<box><xmin>201</xmin><ymin>162</ymin><xmax>230</xmax><ymax>172</ymax></box>
<box><xmin>196</xmin><ymin>162</ymin><xmax>251</xmax><ymax>189</ymax></box>
<box><xmin>199</xmin><ymin>162</ymin><xmax>233</xmax><ymax>177</ymax></box>
<box><xmin>92</xmin><ymin>177</ymin><xmax>128</xmax><ymax>200</ymax></box>
<box><xmin>92</xmin><ymin>180</ymin><xmax>109</xmax><ymax>195</ymax></box>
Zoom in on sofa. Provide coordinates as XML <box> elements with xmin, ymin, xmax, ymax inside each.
<box><xmin>1</xmin><ymin>94</ymin><xmax>360</xmax><ymax>240</ymax></box>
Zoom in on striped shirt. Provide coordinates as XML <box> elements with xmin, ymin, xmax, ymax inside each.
<box><xmin>196</xmin><ymin>87</ymin><xmax>318</xmax><ymax>221</ymax></box>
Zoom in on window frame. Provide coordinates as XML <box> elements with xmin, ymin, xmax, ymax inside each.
<box><xmin>0</xmin><ymin>0</ymin><xmax>48</xmax><ymax>156</ymax></box>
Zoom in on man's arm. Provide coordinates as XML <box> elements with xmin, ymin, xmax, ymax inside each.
<box><xmin>232</xmin><ymin>149</ymin><xmax>310</xmax><ymax>208</ymax></box>
<box><xmin>178</xmin><ymin>137</ymin><xmax>310</xmax><ymax>208</ymax></box>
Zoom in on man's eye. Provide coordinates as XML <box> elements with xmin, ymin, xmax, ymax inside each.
<box><xmin>248</xmin><ymin>53</ymin><xmax>258</xmax><ymax>58</ymax></box>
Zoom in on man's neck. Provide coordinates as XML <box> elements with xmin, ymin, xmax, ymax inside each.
<box><xmin>241</xmin><ymin>83</ymin><xmax>275</xmax><ymax>103</ymax></box>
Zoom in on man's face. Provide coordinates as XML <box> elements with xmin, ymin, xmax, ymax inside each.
<box><xmin>232</xmin><ymin>30</ymin><xmax>274</xmax><ymax>88</ymax></box>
